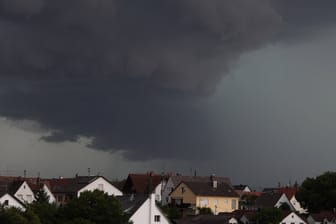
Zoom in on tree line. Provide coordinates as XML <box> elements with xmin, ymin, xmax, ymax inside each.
<box><xmin>0</xmin><ymin>189</ymin><xmax>130</xmax><ymax>224</ymax></box>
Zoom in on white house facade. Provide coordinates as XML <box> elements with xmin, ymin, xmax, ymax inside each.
<box><xmin>161</xmin><ymin>177</ymin><xmax>174</xmax><ymax>206</ymax></box>
<box><xmin>77</xmin><ymin>176</ymin><xmax>123</xmax><ymax>197</ymax></box>
<box><xmin>275</xmin><ymin>193</ymin><xmax>295</xmax><ymax>210</ymax></box>
<box><xmin>14</xmin><ymin>181</ymin><xmax>35</xmax><ymax>204</ymax></box>
<box><xmin>290</xmin><ymin>196</ymin><xmax>308</xmax><ymax>214</ymax></box>
<box><xmin>0</xmin><ymin>193</ymin><xmax>25</xmax><ymax>211</ymax></box>
<box><xmin>129</xmin><ymin>194</ymin><xmax>170</xmax><ymax>224</ymax></box>
<box><xmin>280</xmin><ymin>212</ymin><xmax>307</xmax><ymax>224</ymax></box>
<box><xmin>42</xmin><ymin>184</ymin><xmax>56</xmax><ymax>203</ymax></box>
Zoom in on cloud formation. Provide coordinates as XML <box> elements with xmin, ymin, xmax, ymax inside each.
<box><xmin>0</xmin><ymin>0</ymin><xmax>310</xmax><ymax>160</ymax></box>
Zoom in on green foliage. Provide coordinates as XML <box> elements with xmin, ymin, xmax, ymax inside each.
<box><xmin>296</xmin><ymin>171</ymin><xmax>336</xmax><ymax>212</ymax></box>
<box><xmin>254</xmin><ymin>208</ymin><xmax>282</xmax><ymax>224</ymax></box>
<box><xmin>198</xmin><ymin>207</ymin><xmax>213</xmax><ymax>215</ymax></box>
<box><xmin>160</xmin><ymin>205</ymin><xmax>183</xmax><ymax>219</ymax></box>
<box><xmin>279</xmin><ymin>202</ymin><xmax>291</xmax><ymax>211</ymax></box>
<box><xmin>59</xmin><ymin>190</ymin><xmax>129</xmax><ymax>224</ymax></box>
<box><xmin>35</xmin><ymin>187</ymin><xmax>50</xmax><ymax>204</ymax></box>
<box><xmin>0</xmin><ymin>207</ymin><xmax>41</xmax><ymax>224</ymax></box>
<box><xmin>29</xmin><ymin>201</ymin><xmax>58</xmax><ymax>224</ymax></box>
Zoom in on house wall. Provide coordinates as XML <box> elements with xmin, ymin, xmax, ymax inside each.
<box><xmin>195</xmin><ymin>196</ymin><xmax>239</xmax><ymax>214</ymax></box>
<box><xmin>14</xmin><ymin>181</ymin><xmax>35</xmax><ymax>204</ymax></box>
<box><xmin>130</xmin><ymin>194</ymin><xmax>170</xmax><ymax>224</ymax></box>
<box><xmin>307</xmin><ymin>216</ymin><xmax>321</xmax><ymax>224</ymax></box>
<box><xmin>77</xmin><ymin>177</ymin><xmax>123</xmax><ymax>197</ymax></box>
<box><xmin>154</xmin><ymin>183</ymin><xmax>162</xmax><ymax>202</ymax></box>
<box><xmin>275</xmin><ymin>194</ymin><xmax>294</xmax><ymax>211</ymax></box>
<box><xmin>169</xmin><ymin>183</ymin><xmax>196</xmax><ymax>205</ymax></box>
<box><xmin>290</xmin><ymin>196</ymin><xmax>307</xmax><ymax>214</ymax></box>
<box><xmin>281</xmin><ymin>212</ymin><xmax>307</xmax><ymax>224</ymax></box>
<box><xmin>43</xmin><ymin>184</ymin><xmax>56</xmax><ymax>203</ymax></box>
<box><xmin>162</xmin><ymin>178</ymin><xmax>175</xmax><ymax>205</ymax></box>
<box><xmin>0</xmin><ymin>194</ymin><xmax>25</xmax><ymax>211</ymax></box>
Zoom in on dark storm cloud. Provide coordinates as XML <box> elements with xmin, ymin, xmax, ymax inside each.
<box><xmin>1</xmin><ymin>0</ymin><xmax>330</xmax><ymax>160</ymax></box>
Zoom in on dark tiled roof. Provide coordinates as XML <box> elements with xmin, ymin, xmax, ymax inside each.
<box><xmin>174</xmin><ymin>214</ymin><xmax>237</xmax><ymax>224</ymax></box>
<box><xmin>233</xmin><ymin>185</ymin><xmax>249</xmax><ymax>191</ymax></box>
<box><xmin>123</xmin><ymin>173</ymin><xmax>163</xmax><ymax>194</ymax></box>
<box><xmin>181</xmin><ymin>181</ymin><xmax>239</xmax><ymax>197</ymax></box>
<box><xmin>116</xmin><ymin>194</ymin><xmax>148</xmax><ymax>217</ymax></box>
<box><xmin>310</xmin><ymin>211</ymin><xmax>336</xmax><ymax>222</ymax></box>
<box><xmin>254</xmin><ymin>192</ymin><xmax>283</xmax><ymax>208</ymax></box>
<box><xmin>171</xmin><ymin>176</ymin><xmax>231</xmax><ymax>187</ymax></box>
<box><xmin>47</xmin><ymin>176</ymin><xmax>100</xmax><ymax>194</ymax></box>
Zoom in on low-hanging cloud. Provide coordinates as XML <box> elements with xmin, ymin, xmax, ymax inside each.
<box><xmin>0</xmin><ymin>0</ymin><xmax>293</xmax><ymax>160</ymax></box>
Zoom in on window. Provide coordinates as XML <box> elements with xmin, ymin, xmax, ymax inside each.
<box><xmin>224</xmin><ymin>199</ymin><xmax>228</xmax><ymax>205</ymax></box>
<box><xmin>98</xmin><ymin>184</ymin><xmax>104</xmax><ymax>191</ymax></box>
<box><xmin>4</xmin><ymin>200</ymin><xmax>8</xmax><ymax>206</ymax></box>
<box><xmin>231</xmin><ymin>199</ymin><xmax>237</xmax><ymax>209</ymax></box>
<box><xmin>200</xmin><ymin>198</ymin><xmax>208</xmax><ymax>207</ymax></box>
<box><xmin>154</xmin><ymin>215</ymin><xmax>160</xmax><ymax>222</ymax></box>
<box><xmin>17</xmin><ymin>194</ymin><xmax>23</xmax><ymax>200</ymax></box>
<box><xmin>26</xmin><ymin>195</ymin><xmax>33</xmax><ymax>202</ymax></box>
<box><xmin>214</xmin><ymin>199</ymin><xmax>218</xmax><ymax>206</ymax></box>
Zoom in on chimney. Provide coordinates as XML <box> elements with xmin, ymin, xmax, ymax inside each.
<box><xmin>211</xmin><ymin>174</ymin><xmax>217</xmax><ymax>189</ymax></box>
<box><xmin>213</xmin><ymin>180</ymin><xmax>218</xmax><ymax>189</ymax></box>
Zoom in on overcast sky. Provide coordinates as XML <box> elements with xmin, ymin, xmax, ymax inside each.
<box><xmin>0</xmin><ymin>0</ymin><xmax>336</xmax><ymax>187</ymax></box>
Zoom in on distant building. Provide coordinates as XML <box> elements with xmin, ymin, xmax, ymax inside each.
<box><xmin>169</xmin><ymin>179</ymin><xmax>239</xmax><ymax>215</ymax></box>
<box><xmin>47</xmin><ymin>175</ymin><xmax>122</xmax><ymax>205</ymax></box>
<box><xmin>162</xmin><ymin>175</ymin><xmax>231</xmax><ymax>206</ymax></box>
<box><xmin>123</xmin><ymin>173</ymin><xmax>166</xmax><ymax>202</ymax></box>
<box><xmin>117</xmin><ymin>193</ymin><xmax>171</xmax><ymax>224</ymax></box>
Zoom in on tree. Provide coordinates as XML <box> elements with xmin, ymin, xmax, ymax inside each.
<box><xmin>254</xmin><ymin>208</ymin><xmax>282</xmax><ymax>224</ymax></box>
<box><xmin>35</xmin><ymin>187</ymin><xmax>50</xmax><ymax>204</ymax></box>
<box><xmin>0</xmin><ymin>207</ymin><xmax>40</xmax><ymax>224</ymax></box>
<box><xmin>296</xmin><ymin>171</ymin><xmax>336</xmax><ymax>212</ymax></box>
<box><xmin>59</xmin><ymin>190</ymin><xmax>129</xmax><ymax>224</ymax></box>
<box><xmin>198</xmin><ymin>207</ymin><xmax>213</xmax><ymax>215</ymax></box>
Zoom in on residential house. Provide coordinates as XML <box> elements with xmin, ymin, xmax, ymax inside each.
<box><xmin>0</xmin><ymin>192</ymin><xmax>25</xmax><ymax>211</ymax></box>
<box><xmin>117</xmin><ymin>193</ymin><xmax>171</xmax><ymax>224</ymax></box>
<box><xmin>278</xmin><ymin>187</ymin><xmax>307</xmax><ymax>214</ymax></box>
<box><xmin>173</xmin><ymin>214</ymin><xmax>239</xmax><ymax>224</ymax></box>
<box><xmin>280</xmin><ymin>211</ymin><xmax>307</xmax><ymax>224</ymax></box>
<box><xmin>307</xmin><ymin>211</ymin><xmax>336</xmax><ymax>224</ymax></box>
<box><xmin>48</xmin><ymin>175</ymin><xmax>122</xmax><ymax>205</ymax></box>
<box><xmin>123</xmin><ymin>173</ymin><xmax>165</xmax><ymax>203</ymax></box>
<box><xmin>0</xmin><ymin>178</ymin><xmax>35</xmax><ymax>204</ymax></box>
<box><xmin>162</xmin><ymin>175</ymin><xmax>231</xmax><ymax>206</ymax></box>
<box><xmin>169</xmin><ymin>179</ymin><xmax>239</xmax><ymax>215</ymax></box>
<box><xmin>233</xmin><ymin>184</ymin><xmax>251</xmax><ymax>196</ymax></box>
<box><xmin>254</xmin><ymin>192</ymin><xmax>294</xmax><ymax>211</ymax></box>
<box><xmin>229</xmin><ymin>210</ymin><xmax>257</xmax><ymax>224</ymax></box>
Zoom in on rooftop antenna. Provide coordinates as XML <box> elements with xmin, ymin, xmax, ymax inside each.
<box><xmin>88</xmin><ymin>168</ymin><xmax>91</xmax><ymax>176</ymax></box>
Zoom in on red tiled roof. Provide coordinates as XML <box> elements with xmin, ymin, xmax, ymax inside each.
<box><xmin>278</xmin><ymin>187</ymin><xmax>297</xmax><ymax>199</ymax></box>
<box><xmin>241</xmin><ymin>191</ymin><xmax>262</xmax><ymax>197</ymax></box>
<box><xmin>123</xmin><ymin>173</ymin><xmax>163</xmax><ymax>194</ymax></box>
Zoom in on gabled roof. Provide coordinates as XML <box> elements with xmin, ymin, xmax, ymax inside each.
<box><xmin>116</xmin><ymin>194</ymin><xmax>148</xmax><ymax>217</ymax></box>
<box><xmin>174</xmin><ymin>214</ymin><xmax>237</xmax><ymax>224</ymax></box>
<box><xmin>170</xmin><ymin>175</ymin><xmax>231</xmax><ymax>187</ymax></box>
<box><xmin>254</xmin><ymin>192</ymin><xmax>284</xmax><ymax>208</ymax></box>
<box><xmin>230</xmin><ymin>210</ymin><xmax>257</xmax><ymax>220</ymax></box>
<box><xmin>47</xmin><ymin>176</ymin><xmax>103</xmax><ymax>194</ymax></box>
<box><xmin>233</xmin><ymin>184</ymin><xmax>249</xmax><ymax>191</ymax></box>
<box><xmin>310</xmin><ymin>211</ymin><xmax>336</xmax><ymax>222</ymax></box>
<box><xmin>278</xmin><ymin>187</ymin><xmax>297</xmax><ymax>199</ymax></box>
<box><xmin>123</xmin><ymin>173</ymin><xmax>163</xmax><ymax>194</ymax></box>
<box><xmin>175</xmin><ymin>181</ymin><xmax>239</xmax><ymax>198</ymax></box>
